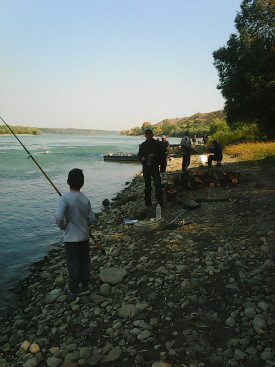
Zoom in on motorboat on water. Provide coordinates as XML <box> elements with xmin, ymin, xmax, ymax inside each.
<box><xmin>103</xmin><ymin>152</ymin><xmax>139</xmax><ymax>162</ymax></box>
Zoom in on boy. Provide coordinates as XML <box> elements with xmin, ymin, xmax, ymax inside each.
<box><xmin>55</xmin><ymin>168</ymin><xmax>96</xmax><ymax>303</ymax></box>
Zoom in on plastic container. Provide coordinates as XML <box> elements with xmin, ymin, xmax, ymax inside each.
<box><xmin>156</xmin><ymin>204</ymin><xmax>161</xmax><ymax>219</ymax></box>
<box><xmin>199</xmin><ymin>155</ymin><xmax>208</xmax><ymax>165</ymax></box>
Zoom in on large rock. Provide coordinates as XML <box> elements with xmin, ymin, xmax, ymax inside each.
<box><xmin>99</xmin><ymin>268</ymin><xmax>127</xmax><ymax>285</ymax></box>
<box><xmin>118</xmin><ymin>304</ymin><xmax>137</xmax><ymax>318</ymax></box>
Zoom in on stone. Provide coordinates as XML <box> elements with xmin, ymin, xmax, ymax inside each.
<box><xmin>261</xmin><ymin>349</ymin><xmax>273</xmax><ymax>360</ymax></box>
<box><xmin>137</xmin><ymin>330</ymin><xmax>151</xmax><ymax>341</ymax></box>
<box><xmin>49</xmin><ymin>347</ymin><xmax>60</xmax><ymax>355</ymax></box>
<box><xmin>102</xmin><ymin>198</ymin><xmax>110</xmax><ymax>206</ymax></box>
<box><xmin>1</xmin><ymin>343</ymin><xmax>10</xmax><ymax>352</ymax></box>
<box><xmin>118</xmin><ymin>304</ymin><xmax>137</xmax><ymax>318</ymax></box>
<box><xmin>258</xmin><ymin>301</ymin><xmax>269</xmax><ymax>312</ymax></box>
<box><xmin>234</xmin><ymin>349</ymin><xmax>246</xmax><ymax>361</ymax></box>
<box><xmin>49</xmin><ymin>288</ymin><xmax>62</xmax><ymax>296</ymax></box>
<box><xmin>244</xmin><ymin>306</ymin><xmax>256</xmax><ymax>318</ymax></box>
<box><xmin>100</xmin><ymin>283</ymin><xmax>111</xmax><ymax>296</ymax></box>
<box><xmin>99</xmin><ymin>268</ymin><xmax>127</xmax><ymax>285</ymax></box>
<box><xmin>29</xmin><ymin>343</ymin><xmax>40</xmax><ymax>354</ymax></box>
<box><xmin>91</xmin><ymin>294</ymin><xmax>106</xmax><ymax>305</ymax></box>
<box><xmin>152</xmin><ymin>362</ymin><xmax>171</xmax><ymax>367</ymax></box>
<box><xmin>23</xmin><ymin>359</ymin><xmax>38</xmax><ymax>367</ymax></box>
<box><xmin>46</xmin><ymin>356</ymin><xmax>63</xmax><ymax>367</ymax></box>
<box><xmin>105</xmin><ymin>346</ymin><xmax>122</xmax><ymax>362</ymax></box>
<box><xmin>225</xmin><ymin>316</ymin><xmax>235</xmax><ymax>326</ymax></box>
<box><xmin>79</xmin><ymin>347</ymin><xmax>91</xmax><ymax>359</ymax></box>
<box><xmin>19</xmin><ymin>341</ymin><xmax>31</xmax><ymax>355</ymax></box>
<box><xmin>253</xmin><ymin>315</ymin><xmax>267</xmax><ymax>329</ymax></box>
<box><xmin>86</xmin><ymin>354</ymin><xmax>102</xmax><ymax>366</ymax></box>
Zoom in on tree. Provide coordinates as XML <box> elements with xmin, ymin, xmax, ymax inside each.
<box><xmin>209</xmin><ymin>119</ymin><xmax>230</xmax><ymax>135</ymax></box>
<box><xmin>213</xmin><ymin>0</ymin><xmax>275</xmax><ymax>138</ymax></box>
<box><xmin>131</xmin><ymin>127</ymin><xmax>143</xmax><ymax>135</ymax></box>
<box><xmin>141</xmin><ymin>122</ymin><xmax>152</xmax><ymax>132</ymax></box>
<box><xmin>162</xmin><ymin>119</ymin><xmax>174</xmax><ymax>135</ymax></box>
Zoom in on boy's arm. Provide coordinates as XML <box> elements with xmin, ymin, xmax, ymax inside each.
<box><xmin>88</xmin><ymin>201</ymin><xmax>97</xmax><ymax>225</ymax></box>
<box><xmin>55</xmin><ymin>196</ymin><xmax>68</xmax><ymax>230</ymax></box>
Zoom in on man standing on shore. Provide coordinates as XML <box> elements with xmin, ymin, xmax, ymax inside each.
<box><xmin>160</xmin><ymin>135</ymin><xmax>169</xmax><ymax>173</ymax></box>
<box><xmin>138</xmin><ymin>129</ymin><xmax>164</xmax><ymax>207</ymax></box>
<box><xmin>180</xmin><ymin>131</ymin><xmax>192</xmax><ymax>174</ymax></box>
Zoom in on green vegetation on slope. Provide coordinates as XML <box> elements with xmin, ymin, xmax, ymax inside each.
<box><xmin>121</xmin><ymin>110</ymin><xmax>226</xmax><ymax>138</ymax></box>
<box><xmin>0</xmin><ymin>125</ymin><xmax>42</xmax><ymax>135</ymax></box>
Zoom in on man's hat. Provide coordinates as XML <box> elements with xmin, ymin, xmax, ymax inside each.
<box><xmin>145</xmin><ymin>129</ymin><xmax>153</xmax><ymax>135</ymax></box>
<box><xmin>162</xmin><ymin>135</ymin><xmax>166</xmax><ymax>138</ymax></box>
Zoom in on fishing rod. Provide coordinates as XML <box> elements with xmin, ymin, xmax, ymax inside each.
<box><xmin>0</xmin><ymin>116</ymin><xmax>106</xmax><ymax>255</ymax></box>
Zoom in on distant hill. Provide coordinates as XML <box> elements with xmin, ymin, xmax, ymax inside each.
<box><xmin>122</xmin><ymin>110</ymin><xmax>226</xmax><ymax>137</ymax></box>
<box><xmin>155</xmin><ymin>110</ymin><xmax>226</xmax><ymax>127</ymax></box>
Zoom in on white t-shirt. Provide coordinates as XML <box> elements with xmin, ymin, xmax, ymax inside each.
<box><xmin>180</xmin><ymin>136</ymin><xmax>191</xmax><ymax>153</ymax></box>
<box><xmin>55</xmin><ymin>190</ymin><xmax>96</xmax><ymax>242</ymax></box>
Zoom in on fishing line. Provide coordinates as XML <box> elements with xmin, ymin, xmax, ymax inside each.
<box><xmin>0</xmin><ymin>116</ymin><xmax>105</xmax><ymax>254</ymax></box>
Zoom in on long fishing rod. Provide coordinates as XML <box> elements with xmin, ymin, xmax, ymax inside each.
<box><xmin>1</xmin><ymin>116</ymin><xmax>105</xmax><ymax>255</ymax></box>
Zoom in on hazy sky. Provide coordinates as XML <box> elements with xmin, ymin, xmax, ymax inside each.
<box><xmin>0</xmin><ymin>0</ymin><xmax>242</xmax><ymax>131</ymax></box>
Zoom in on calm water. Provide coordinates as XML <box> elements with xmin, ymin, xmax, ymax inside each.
<box><xmin>0</xmin><ymin>134</ymin><xmax>180</xmax><ymax>308</ymax></box>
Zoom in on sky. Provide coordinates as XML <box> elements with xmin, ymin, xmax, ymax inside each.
<box><xmin>0</xmin><ymin>0</ymin><xmax>243</xmax><ymax>131</ymax></box>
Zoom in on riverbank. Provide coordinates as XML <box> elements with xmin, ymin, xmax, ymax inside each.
<box><xmin>0</xmin><ymin>154</ymin><xmax>274</xmax><ymax>367</ymax></box>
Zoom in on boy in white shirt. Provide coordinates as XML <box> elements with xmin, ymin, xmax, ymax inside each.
<box><xmin>55</xmin><ymin>168</ymin><xmax>96</xmax><ymax>303</ymax></box>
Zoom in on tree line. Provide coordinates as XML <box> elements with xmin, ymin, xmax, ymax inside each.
<box><xmin>0</xmin><ymin>126</ymin><xmax>118</xmax><ymax>135</ymax></box>
<box><xmin>0</xmin><ymin>125</ymin><xmax>42</xmax><ymax>135</ymax></box>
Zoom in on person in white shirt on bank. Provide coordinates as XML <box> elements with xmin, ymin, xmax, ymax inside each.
<box><xmin>55</xmin><ymin>168</ymin><xmax>96</xmax><ymax>303</ymax></box>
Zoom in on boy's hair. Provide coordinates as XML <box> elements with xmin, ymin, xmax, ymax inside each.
<box><xmin>67</xmin><ymin>168</ymin><xmax>84</xmax><ymax>190</ymax></box>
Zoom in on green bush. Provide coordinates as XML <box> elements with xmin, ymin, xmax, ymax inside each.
<box><xmin>209</xmin><ymin>119</ymin><xmax>230</xmax><ymax>135</ymax></box>
<box><xmin>209</xmin><ymin>123</ymin><xmax>260</xmax><ymax>146</ymax></box>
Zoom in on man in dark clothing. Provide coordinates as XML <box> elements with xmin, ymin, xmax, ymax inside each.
<box><xmin>208</xmin><ymin>140</ymin><xmax>223</xmax><ymax>167</ymax></box>
<box><xmin>138</xmin><ymin>129</ymin><xmax>164</xmax><ymax>207</ymax></box>
<box><xmin>159</xmin><ymin>135</ymin><xmax>169</xmax><ymax>173</ymax></box>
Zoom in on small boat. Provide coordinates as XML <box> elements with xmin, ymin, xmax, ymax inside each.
<box><xmin>103</xmin><ymin>152</ymin><xmax>139</xmax><ymax>162</ymax></box>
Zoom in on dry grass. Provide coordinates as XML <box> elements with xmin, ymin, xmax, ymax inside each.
<box><xmin>224</xmin><ymin>141</ymin><xmax>275</xmax><ymax>161</ymax></box>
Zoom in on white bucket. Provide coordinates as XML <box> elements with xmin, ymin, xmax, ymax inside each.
<box><xmin>199</xmin><ymin>155</ymin><xmax>208</xmax><ymax>165</ymax></box>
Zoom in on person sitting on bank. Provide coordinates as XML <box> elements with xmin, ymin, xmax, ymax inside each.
<box><xmin>138</xmin><ymin>129</ymin><xmax>165</xmax><ymax>207</ymax></box>
<box><xmin>208</xmin><ymin>140</ymin><xmax>223</xmax><ymax>167</ymax></box>
<box><xmin>203</xmin><ymin>133</ymin><xmax>208</xmax><ymax>145</ymax></box>
<box><xmin>159</xmin><ymin>135</ymin><xmax>169</xmax><ymax>173</ymax></box>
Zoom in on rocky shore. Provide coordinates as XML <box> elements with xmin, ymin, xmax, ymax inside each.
<box><xmin>0</xmin><ymin>154</ymin><xmax>274</xmax><ymax>367</ymax></box>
